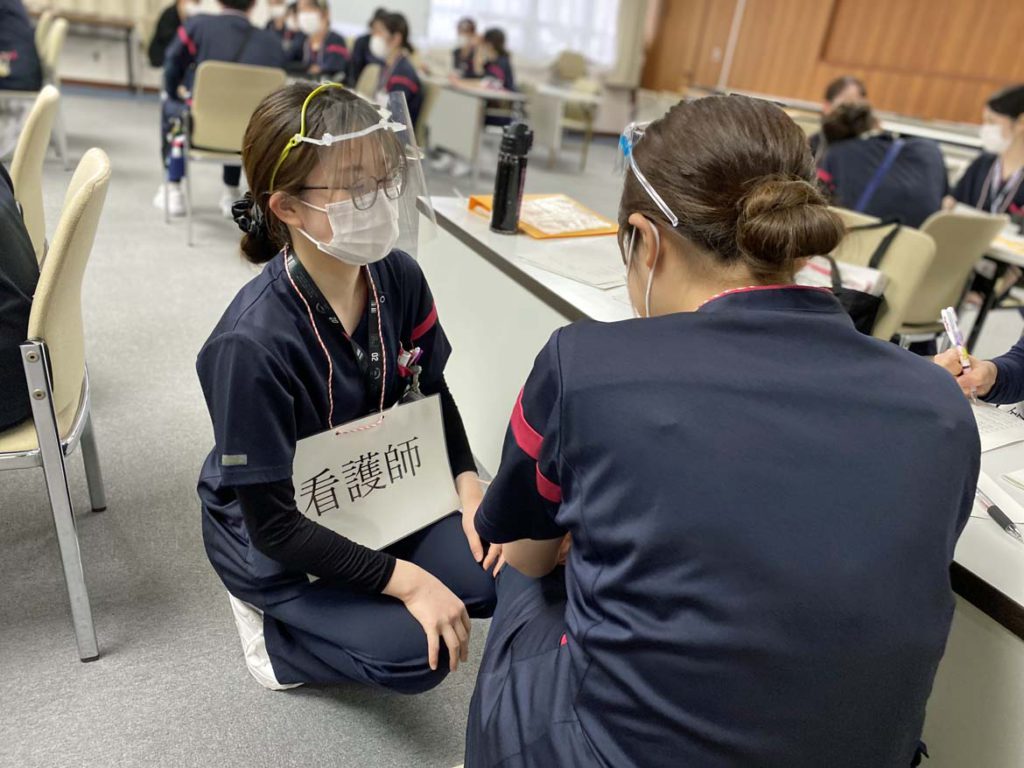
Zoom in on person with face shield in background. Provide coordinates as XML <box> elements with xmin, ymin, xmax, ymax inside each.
<box><xmin>196</xmin><ymin>84</ymin><xmax>498</xmax><ymax>692</ymax></box>
<box><xmin>463</xmin><ymin>95</ymin><xmax>979</xmax><ymax>767</ymax></box>
<box><xmin>945</xmin><ymin>83</ymin><xmax>1024</xmax><ymax>217</ymax></box>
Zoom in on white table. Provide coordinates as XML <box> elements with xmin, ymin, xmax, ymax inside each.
<box><xmin>417</xmin><ymin>195</ymin><xmax>1024</xmax><ymax>766</ymax></box>
<box><xmin>526</xmin><ymin>83</ymin><xmax>603</xmax><ymax>171</ymax></box>
<box><xmin>424</xmin><ymin>78</ymin><xmax>527</xmax><ymax>185</ymax></box>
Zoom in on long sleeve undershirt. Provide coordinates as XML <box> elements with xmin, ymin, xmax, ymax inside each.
<box><xmin>985</xmin><ymin>336</ymin><xmax>1024</xmax><ymax>405</ymax></box>
<box><xmin>235</xmin><ymin>376</ymin><xmax>475</xmax><ymax>593</ymax></box>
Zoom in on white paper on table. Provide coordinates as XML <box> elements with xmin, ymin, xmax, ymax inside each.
<box><xmin>291</xmin><ymin>395</ymin><xmax>459</xmax><ymax>551</ymax></box>
<box><xmin>972</xmin><ymin>402</ymin><xmax>1024</xmax><ymax>452</ymax></box>
<box><xmin>517</xmin><ymin>249</ymin><xmax>626</xmax><ymax>289</ymax></box>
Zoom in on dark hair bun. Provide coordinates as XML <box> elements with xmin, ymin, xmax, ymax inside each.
<box><xmin>736</xmin><ymin>177</ymin><xmax>844</xmax><ymax>278</ymax></box>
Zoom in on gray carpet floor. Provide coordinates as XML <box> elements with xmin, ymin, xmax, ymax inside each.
<box><xmin>0</xmin><ymin>87</ymin><xmax>623</xmax><ymax>768</ymax></box>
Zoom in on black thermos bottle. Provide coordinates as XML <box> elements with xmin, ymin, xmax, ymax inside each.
<box><xmin>490</xmin><ymin>122</ymin><xmax>534</xmax><ymax>234</ymax></box>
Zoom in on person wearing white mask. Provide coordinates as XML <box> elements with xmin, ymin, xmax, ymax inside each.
<box><xmin>264</xmin><ymin>0</ymin><xmax>297</xmax><ymax>50</ymax></box>
<box><xmin>944</xmin><ymin>83</ymin><xmax>1024</xmax><ymax>216</ymax></box>
<box><xmin>452</xmin><ymin>16</ymin><xmax>479</xmax><ymax>78</ymax></box>
<box><xmin>286</xmin><ymin>0</ymin><xmax>349</xmax><ymax>79</ymax></box>
<box><xmin>373</xmin><ymin>12</ymin><xmax>423</xmax><ymax>126</ymax></box>
<box><xmin>199</xmin><ymin>83</ymin><xmax>499</xmax><ymax>691</ymax></box>
<box><xmin>464</xmin><ymin>95</ymin><xmax>978</xmax><ymax>767</ymax></box>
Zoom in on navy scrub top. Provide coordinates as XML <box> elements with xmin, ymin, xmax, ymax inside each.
<box><xmin>477</xmin><ymin>285</ymin><xmax>979</xmax><ymax>768</ymax></box>
<box><xmin>380</xmin><ymin>55</ymin><xmax>423</xmax><ymax>127</ymax></box>
<box><xmin>197</xmin><ymin>249</ymin><xmax>448</xmax><ymax>496</ymax></box>
<box><xmin>952</xmin><ymin>152</ymin><xmax>1024</xmax><ymax>216</ymax></box>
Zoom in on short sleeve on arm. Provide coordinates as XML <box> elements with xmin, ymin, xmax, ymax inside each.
<box><xmin>197</xmin><ymin>332</ymin><xmax>297</xmax><ymax>486</ymax></box>
<box><xmin>398</xmin><ymin>253</ymin><xmax>452</xmax><ymax>386</ymax></box>
<box><xmin>475</xmin><ymin>331</ymin><xmax>566</xmax><ymax>543</ymax></box>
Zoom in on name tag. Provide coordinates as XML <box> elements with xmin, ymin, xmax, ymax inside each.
<box><xmin>291</xmin><ymin>394</ymin><xmax>459</xmax><ymax>550</ymax></box>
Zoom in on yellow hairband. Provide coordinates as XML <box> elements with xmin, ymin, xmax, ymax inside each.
<box><xmin>267</xmin><ymin>82</ymin><xmax>345</xmax><ymax>193</ymax></box>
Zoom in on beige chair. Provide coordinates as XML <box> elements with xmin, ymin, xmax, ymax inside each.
<box><xmin>355</xmin><ymin>62</ymin><xmax>381</xmax><ymax>100</ymax></box>
<box><xmin>416</xmin><ymin>79</ymin><xmax>440</xmax><ymax>148</ymax></box>
<box><xmin>551</xmin><ymin>50</ymin><xmax>587</xmax><ymax>83</ymax></box>
<box><xmin>34</xmin><ymin>9</ymin><xmax>55</xmax><ymax>54</ymax></box>
<box><xmin>830</xmin><ymin>207</ymin><xmax>936</xmax><ymax>341</ymax></box>
<box><xmin>0</xmin><ymin>148</ymin><xmax>111</xmax><ymax>662</ymax></box>
<box><xmin>898</xmin><ymin>210</ymin><xmax>1009</xmax><ymax>345</ymax></box>
<box><xmin>0</xmin><ymin>17</ymin><xmax>69</xmax><ymax>168</ymax></box>
<box><xmin>10</xmin><ymin>85</ymin><xmax>60</xmax><ymax>264</ymax></box>
<box><xmin>171</xmin><ymin>60</ymin><xmax>286</xmax><ymax>245</ymax></box>
<box><xmin>560</xmin><ymin>77</ymin><xmax>601</xmax><ymax>171</ymax></box>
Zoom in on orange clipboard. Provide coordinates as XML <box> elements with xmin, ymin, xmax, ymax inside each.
<box><xmin>468</xmin><ymin>193</ymin><xmax>619</xmax><ymax>239</ymax></box>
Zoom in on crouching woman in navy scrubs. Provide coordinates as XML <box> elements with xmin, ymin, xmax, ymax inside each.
<box><xmin>196</xmin><ymin>82</ymin><xmax>497</xmax><ymax>691</ymax></box>
<box><xmin>465</xmin><ymin>95</ymin><xmax>980</xmax><ymax>767</ymax></box>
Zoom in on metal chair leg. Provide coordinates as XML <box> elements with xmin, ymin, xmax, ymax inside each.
<box><xmin>579</xmin><ymin>119</ymin><xmax>593</xmax><ymax>173</ymax></box>
<box><xmin>53</xmin><ymin>100</ymin><xmax>69</xmax><ymax>171</ymax></box>
<box><xmin>21</xmin><ymin>342</ymin><xmax>99</xmax><ymax>662</ymax></box>
<box><xmin>80</xmin><ymin>411</ymin><xmax>107</xmax><ymax>513</ymax></box>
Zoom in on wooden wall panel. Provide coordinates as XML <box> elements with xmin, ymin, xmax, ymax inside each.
<box><xmin>643</xmin><ymin>0</ymin><xmax>1024</xmax><ymax>124</ymax></box>
<box><xmin>641</xmin><ymin>0</ymin><xmax>712</xmax><ymax>92</ymax></box>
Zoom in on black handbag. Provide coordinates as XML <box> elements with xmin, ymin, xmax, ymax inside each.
<box><xmin>826</xmin><ymin>219</ymin><xmax>901</xmax><ymax>335</ymax></box>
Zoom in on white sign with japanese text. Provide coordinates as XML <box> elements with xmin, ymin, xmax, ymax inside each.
<box><xmin>292</xmin><ymin>395</ymin><xmax>459</xmax><ymax>550</ymax></box>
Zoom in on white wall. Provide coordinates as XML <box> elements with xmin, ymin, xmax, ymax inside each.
<box><xmin>328</xmin><ymin>0</ymin><xmax>430</xmax><ymax>40</ymax></box>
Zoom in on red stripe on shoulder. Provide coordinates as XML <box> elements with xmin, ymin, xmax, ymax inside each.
<box><xmin>410</xmin><ymin>304</ymin><xmax>437</xmax><ymax>341</ymax></box>
<box><xmin>511</xmin><ymin>389</ymin><xmax>543</xmax><ymax>459</ymax></box>
<box><xmin>178</xmin><ymin>25</ymin><xmax>197</xmax><ymax>56</ymax></box>
<box><xmin>326</xmin><ymin>44</ymin><xmax>349</xmax><ymax>56</ymax></box>
<box><xmin>388</xmin><ymin>75</ymin><xmax>420</xmax><ymax>94</ymax></box>
<box><xmin>816</xmin><ymin>167</ymin><xmax>833</xmax><ymax>184</ymax></box>
<box><xmin>536</xmin><ymin>465</ymin><xmax>562</xmax><ymax>503</ymax></box>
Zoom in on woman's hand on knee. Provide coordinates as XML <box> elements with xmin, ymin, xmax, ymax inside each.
<box><xmin>383</xmin><ymin>560</ymin><xmax>472</xmax><ymax>672</ymax></box>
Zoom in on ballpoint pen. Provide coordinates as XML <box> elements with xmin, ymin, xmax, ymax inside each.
<box><xmin>941</xmin><ymin>306</ymin><xmax>977</xmax><ymax>402</ymax></box>
<box><xmin>976</xmin><ymin>488</ymin><xmax>1024</xmax><ymax>543</ymax></box>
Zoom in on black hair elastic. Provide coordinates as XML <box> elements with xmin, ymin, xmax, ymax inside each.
<box><xmin>231</xmin><ymin>192</ymin><xmax>266</xmax><ymax>237</ymax></box>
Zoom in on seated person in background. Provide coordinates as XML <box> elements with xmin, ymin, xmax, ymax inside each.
<box><xmin>148</xmin><ymin>0</ymin><xmax>200</xmax><ymax>68</ymax></box>
<box><xmin>944</xmin><ymin>84</ymin><xmax>1024</xmax><ymax>218</ymax></box>
<box><xmin>373</xmin><ymin>12</ymin><xmax>421</xmax><ymax>126</ymax></box>
<box><xmin>156</xmin><ymin>0</ymin><xmax>285</xmax><ymax>219</ymax></box>
<box><xmin>936</xmin><ymin>335</ymin><xmax>1024</xmax><ymax>404</ymax></box>
<box><xmin>818</xmin><ymin>101</ymin><xmax>947</xmax><ymax>227</ymax></box>
<box><xmin>809</xmin><ymin>75</ymin><xmax>867</xmax><ymax>161</ymax></box>
<box><xmin>286</xmin><ymin>0</ymin><xmax>349</xmax><ymax>80</ymax></box>
<box><xmin>451</xmin><ymin>16</ymin><xmax>478</xmax><ymax>78</ymax></box>
<box><xmin>465</xmin><ymin>94</ymin><xmax>979</xmax><ymax>768</ymax></box>
<box><xmin>347</xmin><ymin>6</ymin><xmax>388</xmax><ymax>87</ymax></box>
<box><xmin>265</xmin><ymin>0</ymin><xmax>299</xmax><ymax>52</ymax></box>
<box><xmin>0</xmin><ymin>0</ymin><xmax>42</xmax><ymax>91</ymax></box>
<box><xmin>0</xmin><ymin>161</ymin><xmax>39</xmax><ymax>433</ymax></box>
<box><xmin>479</xmin><ymin>27</ymin><xmax>514</xmax><ymax>92</ymax></box>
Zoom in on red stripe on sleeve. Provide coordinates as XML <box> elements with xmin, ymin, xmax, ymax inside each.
<box><xmin>559</xmin><ymin>633</ymin><xmax>568</xmax><ymax>646</ymax></box>
<box><xmin>388</xmin><ymin>75</ymin><xmax>420</xmax><ymax>94</ymax></box>
<box><xmin>816</xmin><ymin>167</ymin><xmax>833</xmax><ymax>184</ymax></box>
<box><xmin>536</xmin><ymin>465</ymin><xmax>562</xmax><ymax>503</ymax></box>
<box><xmin>486</xmin><ymin>64</ymin><xmax>504</xmax><ymax>80</ymax></box>
<box><xmin>511</xmin><ymin>388</ymin><xmax>543</xmax><ymax>460</ymax></box>
<box><xmin>326</xmin><ymin>44</ymin><xmax>349</xmax><ymax>57</ymax></box>
<box><xmin>410</xmin><ymin>304</ymin><xmax>437</xmax><ymax>341</ymax></box>
<box><xmin>178</xmin><ymin>25</ymin><xmax>197</xmax><ymax>56</ymax></box>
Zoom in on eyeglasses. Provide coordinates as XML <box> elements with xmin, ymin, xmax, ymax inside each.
<box><xmin>300</xmin><ymin>163</ymin><xmax>407</xmax><ymax>211</ymax></box>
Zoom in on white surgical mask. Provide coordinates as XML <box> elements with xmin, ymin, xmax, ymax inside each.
<box><xmin>980</xmin><ymin>123</ymin><xmax>1012</xmax><ymax>155</ymax></box>
<box><xmin>284</xmin><ymin>15</ymin><xmax>299</xmax><ymax>31</ymax></box>
<box><xmin>625</xmin><ymin>225</ymin><xmax>660</xmax><ymax>318</ymax></box>
<box><xmin>183</xmin><ymin>2</ymin><xmax>200</xmax><ymax>17</ymax></box>
<box><xmin>298</xmin><ymin>194</ymin><xmax>399</xmax><ymax>266</ymax></box>
<box><xmin>297</xmin><ymin>11</ymin><xmax>322</xmax><ymax>37</ymax></box>
<box><xmin>269</xmin><ymin>5</ymin><xmax>286</xmax><ymax>20</ymax></box>
<box><xmin>457</xmin><ymin>34</ymin><xmax>473</xmax><ymax>48</ymax></box>
<box><xmin>369</xmin><ymin>34</ymin><xmax>390</xmax><ymax>60</ymax></box>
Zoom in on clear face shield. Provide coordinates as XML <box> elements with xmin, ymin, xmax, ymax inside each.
<box><xmin>269</xmin><ymin>85</ymin><xmax>435</xmax><ymax>262</ymax></box>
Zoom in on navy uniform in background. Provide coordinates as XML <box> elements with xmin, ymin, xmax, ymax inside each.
<box><xmin>952</xmin><ymin>84</ymin><xmax>1024</xmax><ymax>217</ymax></box>
<box><xmin>379</xmin><ymin>55</ymin><xmax>422</xmax><ymax>127</ymax></box>
<box><xmin>285</xmin><ymin>29</ymin><xmax>349</xmax><ymax>79</ymax></box>
<box><xmin>0</xmin><ymin>161</ymin><xmax>39</xmax><ymax>432</ymax></box>
<box><xmin>452</xmin><ymin>45</ymin><xmax>477</xmax><ymax>78</ymax></box>
<box><xmin>466</xmin><ymin>285</ymin><xmax>979</xmax><ymax>767</ymax></box>
<box><xmin>820</xmin><ymin>133</ymin><xmax>948</xmax><ymax>227</ymax></box>
<box><xmin>161</xmin><ymin>5</ymin><xmax>284</xmax><ymax>189</ymax></box>
<box><xmin>0</xmin><ymin>0</ymin><xmax>42</xmax><ymax>91</ymax></box>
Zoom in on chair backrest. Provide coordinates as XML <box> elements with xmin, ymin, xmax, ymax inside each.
<box><xmin>415</xmin><ymin>80</ymin><xmax>440</xmax><ymax>147</ymax></box>
<box><xmin>42</xmin><ymin>17</ymin><xmax>69</xmax><ymax>83</ymax></box>
<box><xmin>10</xmin><ymin>85</ymin><xmax>60</xmax><ymax>264</ymax></box>
<box><xmin>830</xmin><ymin>207</ymin><xmax>936</xmax><ymax>340</ymax></box>
<box><xmin>904</xmin><ymin>210</ymin><xmax>1009</xmax><ymax>327</ymax></box>
<box><xmin>189</xmin><ymin>61</ymin><xmax>286</xmax><ymax>153</ymax></box>
<box><xmin>35</xmin><ymin>9</ymin><xmax>55</xmax><ymax>53</ymax></box>
<box><xmin>552</xmin><ymin>50</ymin><xmax>587</xmax><ymax>82</ymax></box>
<box><xmin>355</xmin><ymin>63</ymin><xmax>381</xmax><ymax>99</ymax></box>
<box><xmin>563</xmin><ymin>77</ymin><xmax>601</xmax><ymax>122</ymax></box>
<box><xmin>27</xmin><ymin>148</ymin><xmax>111</xmax><ymax>418</ymax></box>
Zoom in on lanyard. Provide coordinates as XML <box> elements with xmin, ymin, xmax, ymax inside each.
<box><xmin>979</xmin><ymin>158</ymin><xmax>1024</xmax><ymax>214</ymax></box>
<box><xmin>284</xmin><ymin>250</ymin><xmax>385</xmax><ymax>427</ymax></box>
<box><xmin>378</xmin><ymin>53</ymin><xmax>404</xmax><ymax>92</ymax></box>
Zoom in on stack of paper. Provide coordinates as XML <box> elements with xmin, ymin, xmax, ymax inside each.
<box><xmin>971</xmin><ymin>403</ymin><xmax>1024</xmax><ymax>452</ymax></box>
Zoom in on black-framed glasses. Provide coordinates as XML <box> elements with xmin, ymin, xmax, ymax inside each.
<box><xmin>300</xmin><ymin>163</ymin><xmax>407</xmax><ymax>211</ymax></box>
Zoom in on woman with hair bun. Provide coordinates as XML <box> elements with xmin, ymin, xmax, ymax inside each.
<box><xmin>464</xmin><ymin>94</ymin><xmax>979</xmax><ymax>767</ymax></box>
